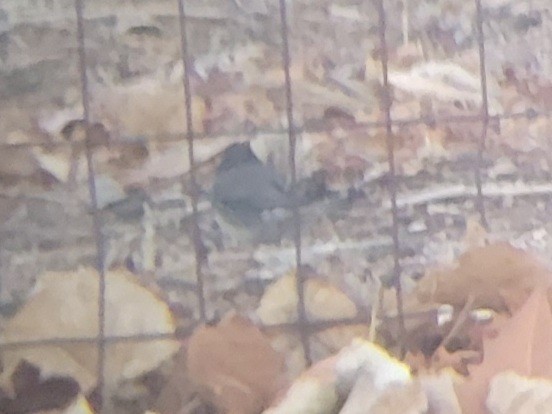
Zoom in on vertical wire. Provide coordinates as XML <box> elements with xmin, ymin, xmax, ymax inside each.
<box><xmin>177</xmin><ymin>0</ymin><xmax>207</xmax><ymax>321</ymax></box>
<box><xmin>376</xmin><ymin>0</ymin><xmax>406</xmax><ymax>356</ymax></box>
<box><xmin>74</xmin><ymin>0</ymin><xmax>107</xmax><ymax>408</ymax></box>
<box><xmin>474</xmin><ymin>0</ymin><xmax>489</xmax><ymax>228</ymax></box>
<box><xmin>278</xmin><ymin>0</ymin><xmax>312</xmax><ymax>365</ymax></box>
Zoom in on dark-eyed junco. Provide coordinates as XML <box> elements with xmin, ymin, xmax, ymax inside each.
<box><xmin>211</xmin><ymin>142</ymin><xmax>294</xmax><ymax>244</ymax></box>
<box><xmin>211</xmin><ymin>142</ymin><xmax>334</xmax><ymax>246</ymax></box>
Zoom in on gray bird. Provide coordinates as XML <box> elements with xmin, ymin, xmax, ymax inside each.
<box><xmin>211</xmin><ymin>142</ymin><xmax>294</xmax><ymax>244</ymax></box>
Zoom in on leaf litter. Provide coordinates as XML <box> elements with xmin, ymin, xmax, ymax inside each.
<box><xmin>1</xmin><ymin>0</ymin><xmax>552</xmax><ymax>412</ymax></box>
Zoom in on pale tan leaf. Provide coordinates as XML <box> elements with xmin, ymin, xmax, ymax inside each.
<box><xmin>341</xmin><ymin>371</ymin><xmax>427</xmax><ymax>414</ymax></box>
<box><xmin>93</xmin><ymin>78</ymin><xmax>206</xmax><ymax>139</ymax></box>
<box><xmin>263</xmin><ymin>352</ymin><xmax>339</xmax><ymax>414</ymax></box>
<box><xmin>266</xmin><ymin>340</ymin><xmax>412</xmax><ymax>413</ymax></box>
<box><xmin>263</xmin><ymin>376</ymin><xmax>338</xmax><ymax>414</ymax></box>
<box><xmin>256</xmin><ymin>273</ymin><xmax>357</xmax><ymax>325</ymax></box>
<box><xmin>1</xmin><ymin>268</ymin><xmax>179</xmax><ymax>397</ymax></box>
<box><xmin>419</xmin><ymin>371</ymin><xmax>463</xmax><ymax>414</ymax></box>
<box><xmin>256</xmin><ymin>273</ymin><xmax>366</xmax><ymax>377</ymax></box>
<box><xmin>487</xmin><ymin>371</ymin><xmax>552</xmax><ymax>414</ymax></box>
<box><xmin>335</xmin><ymin>339</ymin><xmax>412</xmax><ymax>391</ymax></box>
<box><xmin>125</xmin><ymin>139</ymin><xmax>236</xmax><ymax>184</ymax></box>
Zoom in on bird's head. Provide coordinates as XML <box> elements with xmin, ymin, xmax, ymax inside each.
<box><xmin>217</xmin><ymin>142</ymin><xmax>260</xmax><ymax>172</ymax></box>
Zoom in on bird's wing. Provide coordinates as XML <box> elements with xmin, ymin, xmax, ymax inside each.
<box><xmin>212</xmin><ymin>164</ymin><xmax>290</xmax><ymax>210</ymax></box>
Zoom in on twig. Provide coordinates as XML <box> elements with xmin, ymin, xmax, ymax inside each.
<box><xmin>389</xmin><ymin>182</ymin><xmax>552</xmax><ymax>209</ymax></box>
<box><xmin>402</xmin><ymin>0</ymin><xmax>409</xmax><ymax>45</ymax></box>
<box><xmin>439</xmin><ymin>293</ymin><xmax>475</xmax><ymax>351</ymax></box>
<box><xmin>368</xmin><ymin>277</ymin><xmax>383</xmax><ymax>342</ymax></box>
<box><xmin>252</xmin><ymin>237</ymin><xmax>393</xmax><ymax>270</ymax></box>
<box><xmin>178</xmin><ymin>397</ymin><xmax>204</xmax><ymax>414</ymax></box>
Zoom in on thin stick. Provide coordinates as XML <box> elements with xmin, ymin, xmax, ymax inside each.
<box><xmin>439</xmin><ymin>293</ymin><xmax>475</xmax><ymax>351</ymax></box>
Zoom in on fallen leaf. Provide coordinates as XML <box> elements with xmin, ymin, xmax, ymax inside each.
<box><xmin>335</xmin><ymin>339</ymin><xmax>412</xmax><ymax>391</ymax></box>
<box><xmin>186</xmin><ymin>312</ymin><xmax>287</xmax><ymax>414</ymax></box>
<box><xmin>419</xmin><ymin>371</ymin><xmax>463</xmax><ymax>414</ymax></box>
<box><xmin>487</xmin><ymin>371</ymin><xmax>552</xmax><ymax>414</ymax></box>
<box><xmin>0</xmin><ymin>360</ymin><xmax>80</xmax><ymax>413</ymax></box>
<box><xmin>125</xmin><ymin>138</ymin><xmax>237</xmax><ymax>184</ymax></box>
<box><xmin>263</xmin><ymin>359</ymin><xmax>339</xmax><ymax>414</ymax></box>
<box><xmin>256</xmin><ymin>272</ymin><xmax>358</xmax><ymax>325</ymax></box>
<box><xmin>153</xmin><ymin>346</ymin><xmax>198</xmax><ymax>414</ymax></box>
<box><xmin>0</xmin><ymin>145</ymin><xmax>39</xmax><ymax>178</ymax></box>
<box><xmin>31</xmin><ymin>146</ymin><xmax>73</xmax><ymax>183</ymax></box>
<box><xmin>341</xmin><ymin>376</ymin><xmax>427</xmax><ymax>414</ymax></box>
<box><xmin>417</xmin><ymin>243</ymin><xmax>552</xmax><ymax>312</ymax></box>
<box><xmin>93</xmin><ymin>77</ymin><xmax>207</xmax><ymax>139</ymax></box>
<box><xmin>266</xmin><ymin>339</ymin><xmax>413</xmax><ymax>413</ymax></box>
<box><xmin>431</xmin><ymin>346</ymin><xmax>480</xmax><ymax>375</ymax></box>
<box><xmin>211</xmin><ymin>89</ymin><xmax>280</xmax><ymax>131</ymax></box>
<box><xmin>35</xmin><ymin>394</ymin><xmax>94</xmax><ymax>414</ymax></box>
<box><xmin>256</xmin><ymin>272</ymin><xmax>368</xmax><ymax>377</ymax></box>
<box><xmin>0</xmin><ymin>268</ymin><xmax>179</xmax><ymax>401</ymax></box>
<box><xmin>463</xmin><ymin>217</ymin><xmax>489</xmax><ymax>250</ymax></box>
<box><xmin>388</xmin><ymin>61</ymin><xmax>501</xmax><ymax>114</ymax></box>
<box><xmin>152</xmin><ymin>344</ymin><xmax>215</xmax><ymax>414</ymax></box>
<box><xmin>455</xmin><ymin>288</ymin><xmax>552</xmax><ymax>414</ymax></box>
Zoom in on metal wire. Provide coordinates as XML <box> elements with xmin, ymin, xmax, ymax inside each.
<box><xmin>474</xmin><ymin>0</ymin><xmax>490</xmax><ymax>228</ymax></box>
<box><xmin>0</xmin><ymin>108</ymin><xmax>546</xmax><ymax>150</ymax></box>
<box><xmin>0</xmin><ymin>313</ymin><xmax>391</xmax><ymax>348</ymax></box>
<box><xmin>74</xmin><ymin>0</ymin><xmax>107</xmax><ymax>408</ymax></box>
<box><xmin>278</xmin><ymin>0</ymin><xmax>312</xmax><ymax>365</ymax></box>
<box><xmin>176</xmin><ymin>0</ymin><xmax>208</xmax><ymax>322</ymax></box>
<box><xmin>376</xmin><ymin>0</ymin><xmax>406</xmax><ymax>356</ymax></box>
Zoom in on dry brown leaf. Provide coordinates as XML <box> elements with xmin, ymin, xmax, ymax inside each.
<box><xmin>0</xmin><ymin>359</ymin><xmax>81</xmax><ymax>414</ymax></box>
<box><xmin>417</xmin><ymin>243</ymin><xmax>552</xmax><ymax>312</ymax></box>
<box><xmin>186</xmin><ymin>312</ymin><xmax>287</xmax><ymax>414</ymax></box>
<box><xmin>153</xmin><ymin>346</ymin><xmax>197</xmax><ymax>414</ymax></box>
<box><xmin>455</xmin><ymin>288</ymin><xmax>552</xmax><ymax>414</ymax></box>
<box><xmin>380</xmin><ymin>286</ymin><xmax>447</xmax><ymax>355</ymax></box>
<box><xmin>29</xmin><ymin>120</ymin><xmax>113</xmax><ymax>184</ymax></box>
<box><xmin>431</xmin><ymin>347</ymin><xmax>480</xmax><ymax>375</ymax></box>
<box><xmin>405</xmin><ymin>352</ymin><xmax>430</xmax><ymax>373</ymax></box>
<box><xmin>0</xmin><ymin>267</ymin><xmax>179</xmax><ymax>399</ymax></box>
<box><xmin>406</xmin><ymin>347</ymin><xmax>479</xmax><ymax>377</ymax></box>
<box><xmin>487</xmin><ymin>371</ymin><xmax>552</xmax><ymax>414</ymax></box>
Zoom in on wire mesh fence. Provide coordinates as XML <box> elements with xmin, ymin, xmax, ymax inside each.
<box><xmin>1</xmin><ymin>0</ymin><xmax>551</xmax><ymax>411</ymax></box>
